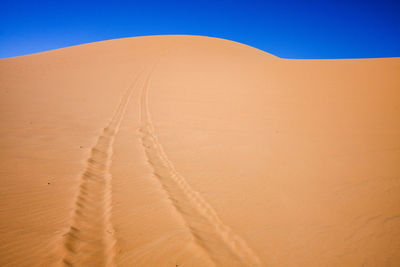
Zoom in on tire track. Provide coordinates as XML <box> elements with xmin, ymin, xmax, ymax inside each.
<box><xmin>139</xmin><ymin>69</ymin><xmax>263</xmax><ymax>266</ymax></box>
<box><xmin>61</xmin><ymin>71</ymin><xmax>141</xmax><ymax>267</ymax></box>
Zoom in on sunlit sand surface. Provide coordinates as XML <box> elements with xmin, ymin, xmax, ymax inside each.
<box><xmin>0</xmin><ymin>35</ymin><xmax>399</xmax><ymax>266</ymax></box>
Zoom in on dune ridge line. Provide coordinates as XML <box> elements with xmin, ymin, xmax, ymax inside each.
<box><xmin>139</xmin><ymin>65</ymin><xmax>263</xmax><ymax>266</ymax></box>
<box><xmin>60</xmin><ymin>69</ymin><xmax>142</xmax><ymax>266</ymax></box>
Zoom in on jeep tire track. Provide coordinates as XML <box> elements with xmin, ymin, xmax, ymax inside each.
<box><xmin>61</xmin><ymin>70</ymin><xmax>141</xmax><ymax>267</ymax></box>
<box><xmin>139</xmin><ymin>69</ymin><xmax>263</xmax><ymax>266</ymax></box>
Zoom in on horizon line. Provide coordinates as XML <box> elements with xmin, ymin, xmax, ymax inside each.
<box><xmin>1</xmin><ymin>34</ymin><xmax>399</xmax><ymax>61</ymax></box>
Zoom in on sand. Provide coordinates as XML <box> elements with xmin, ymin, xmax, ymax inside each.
<box><xmin>0</xmin><ymin>35</ymin><xmax>399</xmax><ymax>266</ymax></box>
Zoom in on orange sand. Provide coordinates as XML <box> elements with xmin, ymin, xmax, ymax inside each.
<box><xmin>0</xmin><ymin>35</ymin><xmax>399</xmax><ymax>266</ymax></box>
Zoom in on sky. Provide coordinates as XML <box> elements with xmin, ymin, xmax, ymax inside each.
<box><xmin>0</xmin><ymin>0</ymin><xmax>399</xmax><ymax>59</ymax></box>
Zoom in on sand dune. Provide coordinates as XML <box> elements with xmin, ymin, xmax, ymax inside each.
<box><xmin>0</xmin><ymin>35</ymin><xmax>399</xmax><ymax>266</ymax></box>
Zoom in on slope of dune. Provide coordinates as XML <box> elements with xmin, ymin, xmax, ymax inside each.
<box><xmin>0</xmin><ymin>35</ymin><xmax>399</xmax><ymax>266</ymax></box>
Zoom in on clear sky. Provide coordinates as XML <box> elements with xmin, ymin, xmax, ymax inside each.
<box><xmin>1</xmin><ymin>0</ymin><xmax>399</xmax><ymax>59</ymax></box>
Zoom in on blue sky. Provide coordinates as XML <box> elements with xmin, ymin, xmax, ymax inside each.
<box><xmin>0</xmin><ymin>0</ymin><xmax>399</xmax><ymax>59</ymax></box>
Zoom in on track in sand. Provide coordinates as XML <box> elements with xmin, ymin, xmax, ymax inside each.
<box><xmin>139</xmin><ymin>68</ymin><xmax>263</xmax><ymax>266</ymax></box>
<box><xmin>60</xmin><ymin>70</ymin><xmax>140</xmax><ymax>267</ymax></box>
<box><xmin>60</xmin><ymin>64</ymin><xmax>262</xmax><ymax>266</ymax></box>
